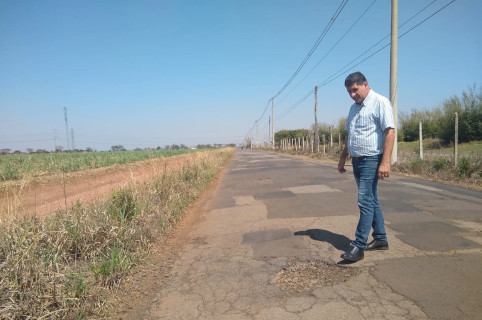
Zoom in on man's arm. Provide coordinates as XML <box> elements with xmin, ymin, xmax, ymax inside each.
<box><xmin>338</xmin><ymin>144</ymin><xmax>349</xmax><ymax>174</ymax></box>
<box><xmin>378</xmin><ymin>128</ymin><xmax>395</xmax><ymax>179</ymax></box>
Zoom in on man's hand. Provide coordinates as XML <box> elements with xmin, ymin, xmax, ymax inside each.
<box><xmin>378</xmin><ymin>161</ymin><xmax>390</xmax><ymax>179</ymax></box>
<box><xmin>338</xmin><ymin>158</ymin><xmax>347</xmax><ymax>174</ymax></box>
<box><xmin>338</xmin><ymin>144</ymin><xmax>348</xmax><ymax>174</ymax></box>
<box><xmin>378</xmin><ymin>127</ymin><xmax>395</xmax><ymax>179</ymax></box>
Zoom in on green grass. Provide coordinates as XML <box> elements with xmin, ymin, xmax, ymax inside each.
<box><xmin>0</xmin><ymin>149</ymin><xmax>199</xmax><ymax>182</ymax></box>
<box><xmin>397</xmin><ymin>139</ymin><xmax>482</xmax><ymax>153</ymax></box>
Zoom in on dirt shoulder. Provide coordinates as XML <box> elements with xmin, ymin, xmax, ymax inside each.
<box><xmin>0</xmin><ymin>154</ymin><xmax>193</xmax><ymax>217</ymax></box>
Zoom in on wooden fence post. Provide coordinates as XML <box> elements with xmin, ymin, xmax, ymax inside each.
<box><xmin>454</xmin><ymin>112</ymin><xmax>458</xmax><ymax>166</ymax></box>
<box><xmin>419</xmin><ymin>121</ymin><xmax>423</xmax><ymax>160</ymax></box>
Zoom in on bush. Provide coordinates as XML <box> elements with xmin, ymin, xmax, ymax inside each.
<box><xmin>456</xmin><ymin>157</ymin><xmax>473</xmax><ymax>178</ymax></box>
<box><xmin>410</xmin><ymin>158</ymin><xmax>430</xmax><ymax>174</ymax></box>
<box><xmin>431</xmin><ymin>158</ymin><xmax>450</xmax><ymax>172</ymax></box>
<box><xmin>426</xmin><ymin>139</ymin><xmax>442</xmax><ymax>149</ymax></box>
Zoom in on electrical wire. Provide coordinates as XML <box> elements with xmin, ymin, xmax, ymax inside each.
<box><xmin>320</xmin><ymin>0</ymin><xmax>442</xmax><ymax>87</ymax></box>
<box><xmin>248</xmin><ymin>0</ymin><xmax>350</xmax><ymax>138</ymax></box>
<box><xmin>275</xmin><ymin>0</ymin><xmax>455</xmax><ymax>122</ymax></box>
<box><xmin>276</xmin><ymin>0</ymin><xmax>378</xmax><ymax>106</ymax></box>
<box><xmin>272</xmin><ymin>0</ymin><xmax>349</xmax><ymax>101</ymax></box>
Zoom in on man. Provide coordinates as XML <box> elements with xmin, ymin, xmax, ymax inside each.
<box><xmin>338</xmin><ymin>71</ymin><xmax>395</xmax><ymax>262</ymax></box>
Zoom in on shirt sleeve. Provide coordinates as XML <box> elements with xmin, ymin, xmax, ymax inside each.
<box><xmin>378</xmin><ymin>97</ymin><xmax>395</xmax><ymax>130</ymax></box>
<box><xmin>345</xmin><ymin>104</ymin><xmax>355</xmax><ymax>132</ymax></box>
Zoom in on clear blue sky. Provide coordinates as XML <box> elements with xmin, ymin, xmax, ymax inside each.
<box><xmin>1</xmin><ymin>0</ymin><xmax>480</xmax><ymax>151</ymax></box>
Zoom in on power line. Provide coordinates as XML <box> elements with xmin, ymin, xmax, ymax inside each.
<box><xmin>254</xmin><ymin>99</ymin><xmax>272</xmax><ymax>124</ymax></box>
<box><xmin>320</xmin><ymin>0</ymin><xmax>442</xmax><ymax>87</ymax></box>
<box><xmin>248</xmin><ymin>0</ymin><xmax>350</xmax><ymax>139</ymax></box>
<box><xmin>277</xmin><ymin>0</ymin><xmax>378</xmax><ymax>106</ymax></box>
<box><xmin>277</xmin><ymin>88</ymin><xmax>315</xmax><ymax>120</ymax></box>
<box><xmin>272</xmin><ymin>0</ymin><xmax>349</xmax><ymax>101</ymax></box>
<box><xmin>275</xmin><ymin>0</ymin><xmax>455</xmax><ymax>121</ymax></box>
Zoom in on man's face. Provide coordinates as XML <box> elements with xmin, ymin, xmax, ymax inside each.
<box><xmin>346</xmin><ymin>82</ymin><xmax>370</xmax><ymax>104</ymax></box>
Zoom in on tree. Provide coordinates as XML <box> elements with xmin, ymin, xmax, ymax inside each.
<box><xmin>399</xmin><ymin>109</ymin><xmax>442</xmax><ymax>142</ymax></box>
<box><xmin>337</xmin><ymin>117</ymin><xmax>348</xmax><ymax>143</ymax></box>
<box><xmin>275</xmin><ymin>129</ymin><xmax>310</xmax><ymax>146</ymax></box>
<box><xmin>438</xmin><ymin>86</ymin><xmax>481</xmax><ymax>144</ymax></box>
<box><xmin>111</xmin><ymin>145</ymin><xmax>126</xmax><ymax>152</ymax></box>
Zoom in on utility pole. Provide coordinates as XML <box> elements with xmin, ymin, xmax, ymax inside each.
<box><xmin>269</xmin><ymin>116</ymin><xmax>271</xmax><ymax>145</ymax></box>
<box><xmin>64</xmin><ymin>107</ymin><xmax>71</xmax><ymax>152</ymax></box>
<box><xmin>271</xmin><ymin>98</ymin><xmax>274</xmax><ymax>149</ymax></box>
<box><xmin>390</xmin><ymin>0</ymin><xmax>398</xmax><ymax>164</ymax></box>
<box><xmin>419</xmin><ymin>121</ymin><xmax>423</xmax><ymax>160</ymax></box>
<box><xmin>314</xmin><ymin>85</ymin><xmax>319</xmax><ymax>154</ymax></box>
<box><xmin>256</xmin><ymin>120</ymin><xmax>259</xmax><ymax>148</ymax></box>
<box><xmin>329</xmin><ymin>125</ymin><xmax>334</xmax><ymax>148</ymax></box>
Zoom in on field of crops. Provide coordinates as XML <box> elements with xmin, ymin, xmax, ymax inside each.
<box><xmin>0</xmin><ymin>149</ymin><xmax>199</xmax><ymax>181</ymax></box>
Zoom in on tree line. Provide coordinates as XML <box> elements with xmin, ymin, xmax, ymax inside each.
<box><xmin>274</xmin><ymin>86</ymin><xmax>481</xmax><ymax>147</ymax></box>
<box><xmin>399</xmin><ymin>85</ymin><xmax>481</xmax><ymax>144</ymax></box>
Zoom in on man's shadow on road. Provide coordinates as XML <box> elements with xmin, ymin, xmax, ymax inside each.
<box><xmin>294</xmin><ymin>229</ymin><xmax>350</xmax><ymax>251</ymax></box>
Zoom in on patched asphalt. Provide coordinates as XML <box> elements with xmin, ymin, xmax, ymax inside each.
<box><xmin>144</xmin><ymin>150</ymin><xmax>482</xmax><ymax>320</ymax></box>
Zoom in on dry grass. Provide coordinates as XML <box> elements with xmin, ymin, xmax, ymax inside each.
<box><xmin>392</xmin><ymin>151</ymin><xmax>482</xmax><ymax>191</ymax></box>
<box><xmin>271</xmin><ymin>146</ymin><xmax>482</xmax><ymax>191</ymax></box>
<box><xmin>0</xmin><ymin>148</ymin><xmax>234</xmax><ymax>319</ymax></box>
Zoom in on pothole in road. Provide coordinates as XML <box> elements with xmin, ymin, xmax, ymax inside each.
<box><xmin>270</xmin><ymin>258</ymin><xmax>361</xmax><ymax>295</ymax></box>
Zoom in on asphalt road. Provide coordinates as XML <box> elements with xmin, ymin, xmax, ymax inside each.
<box><xmin>145</xmin><ymin>150</ymin><xmax>482</xmax><ymax>320</ymax></box>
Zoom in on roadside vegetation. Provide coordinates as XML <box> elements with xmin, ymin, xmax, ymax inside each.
<box><xmin>0</xmin><ymin>148</ymin><xmax>234</xmax><ymax>319</ymax></box>
<box><xmin>0</xmin><ymin>149</ymin><xmax>200</xmax><ymax>182</ymax></box>
<box><xmin>261</xmin><ymin>86</ymin><xmax>481</xmax><ymax>190</ymax></box>
<box><xmin>270</xmin><ymin>141</ymin><xmax>481</xmax><ymax>191</ymax></box>
<box><xmin>394</xmin><ymin>140</ymin><xmax>481</xmax><ymax>189</ymax></box>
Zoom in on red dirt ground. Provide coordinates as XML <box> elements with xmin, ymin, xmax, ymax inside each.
<box><xmin>0</xmin><ymin>154</ymin><xmax>191</xmax><ymax>217</ymax></box>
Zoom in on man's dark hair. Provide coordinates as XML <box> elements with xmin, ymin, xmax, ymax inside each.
<box><xmin>345</xmin><ymin>72</ymin><xmax>367</xmax><ymax>87</ymax></box>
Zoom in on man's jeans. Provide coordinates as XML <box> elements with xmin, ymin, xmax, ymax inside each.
<box><xmin>351</xmin><ymin>154</ymin><xmax>387</xmax><ymax>250</ymax></box>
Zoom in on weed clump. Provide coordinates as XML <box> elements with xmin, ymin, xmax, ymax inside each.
<box><xmin>456</xmin><ymin>157</ymin><xmax>475</xmax><ymax>178</ymax></box>
<box><xmin>392</xmin><ymin>154</ymin><xmax>481</xmax><ymax>188</ymax></box>
<box><xmin>431</xmin><ymin>158</ymin><xmax>450</xmax><ymax>172</ymax></box>
<box><xmin>108</xmin><ymin>188</ymin><xmax>138</xmax><ymax>223</ymax></box>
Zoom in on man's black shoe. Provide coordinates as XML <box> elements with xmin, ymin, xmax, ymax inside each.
<box><xmin>366</xmin><ymin>240</ymin><xmax>389</xmax><ymax>251</ymax></box>
<box><xmin>340</xmin><ymin>245</ymin><xmax>364</xmax><ymax>262</ymax></box>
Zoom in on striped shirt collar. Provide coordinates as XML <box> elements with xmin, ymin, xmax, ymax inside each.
<box><xmin>357</xmin><ymin>89</ymin><xmax>374</xmax><ymax>108</ymax></box>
